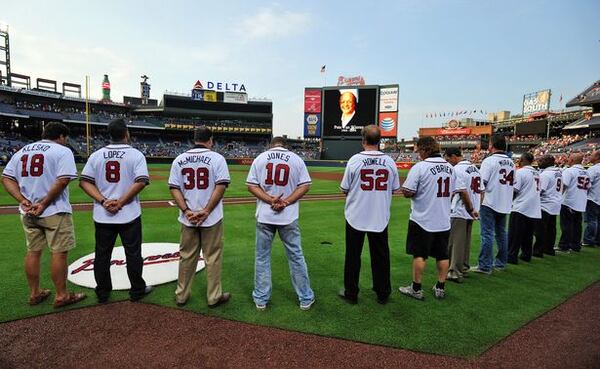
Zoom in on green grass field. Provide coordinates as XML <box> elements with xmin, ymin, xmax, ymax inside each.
<box><xmin>0</xmin><ymin>164</ymin><xmax>598</xmax><ymax>358</ymax></box>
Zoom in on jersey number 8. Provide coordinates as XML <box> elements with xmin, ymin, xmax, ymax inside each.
<box><xmin>105</xmin><ymin>161</ymin><xmax>121</xmax><ymax>183</ymax></box>
<box><xmin>20</xmin><ymin>154</ymin><xmax>45</xmax><ymax>177</ymax></box>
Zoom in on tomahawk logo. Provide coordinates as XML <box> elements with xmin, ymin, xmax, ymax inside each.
<box><xmin>67</xmin><ymin>243</ymin><xmax>205</xmax><ymax>290</ymax></box>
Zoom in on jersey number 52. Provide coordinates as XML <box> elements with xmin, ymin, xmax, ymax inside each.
<box><xmin>360</xmin><ymin>169</ymin><xmax>388</xmax><ymax>191</ymax></box>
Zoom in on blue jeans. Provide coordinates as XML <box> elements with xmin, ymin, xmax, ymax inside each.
<box><xmin>478</xmin><ymin>205</ymin><xmax>508</xmax><ymax>271</ymax></box>
<box><xmin>253</xmin><ymin>220</ymin><xmax>314</xmax><ymax>306</ymax></box>
<box><xmin>583</xmin><ymin>200</ymin><xmax>600</xmax><ymax>245</ymax></box>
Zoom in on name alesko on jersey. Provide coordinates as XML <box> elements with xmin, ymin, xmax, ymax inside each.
<box><xmin>21</xmin><ymin>143</ymin><xmax>51</xmax><ymax>152</ymax></box>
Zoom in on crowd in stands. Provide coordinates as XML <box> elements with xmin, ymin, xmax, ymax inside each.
<box><xmin>507</xmin><ymin>135</ymin><xmax>542</xmax><ymax>142</ymax></box>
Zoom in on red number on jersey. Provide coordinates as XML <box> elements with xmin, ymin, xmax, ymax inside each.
<box><xmin>105</xmin><ymin>161</ymin><xmax>121</xmax><ymax>183</ymax></box>
<box><xmin>577</xmin><ymin>176</ymin><xmax>590</xmax><ymax>190</ymax></box>
<box><xmin>499</xmin><ymin>169</ymin><xmax>514</xmax><ymax>185</ymax></box>
<box><xmin>556</xmin><ymin>178</ymin><xmax>562</xmax><ymax>192</ymax></box>
<box><xmin>360</xmin><ymin>169</ymin><xmax>389</xmax><ymax>191</ymax></box>
<box><xmin>436</xmin><ymin>177</ymin><xmax>450</xmax><ymax>197</ymax></box>
<box><xmin>265</xmin><ymin>163</ymin><xmax>290</xmax><ymax>186</ymax></box>
<box><xmin>181</xmin><ymin>167</ymin><xmax>210</xmax><ymax>190</ymax></box>
<box><xmin>20</xmin><ymin>154</ymin><xmax>45</xmax><ymax>177</ymax></box>
<box><xmin>470</xmin><ymin>176</ymin><xmax>482</xmax><ymax>194</ymax></box>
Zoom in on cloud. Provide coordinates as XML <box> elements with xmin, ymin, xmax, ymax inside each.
<box><xmin>238</xmin><ymin>8</ymin><xmax>311</xmax><ymax>40</ymax></box>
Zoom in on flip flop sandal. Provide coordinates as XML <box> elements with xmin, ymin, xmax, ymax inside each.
<box><xmin>53</xmin><ymin>292</ymin><xmax>87</xmax><ymax>308</ymax></box>
<box><xmin>28</xmin><ymin>289</ymin><xmax>51</xmax><ymax>306</ymax></box>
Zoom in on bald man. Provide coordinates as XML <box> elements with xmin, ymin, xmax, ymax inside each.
<box><xmin>583</xmin><ymin>151</ymin><xmax>600</xmax><ymax>247</ymax></box>
<box><xmin>339</xmin><ymin>91</ymin><xmax>359</xmax><ymax>128</ymax></box>
<box><xmin>557</xmin><ymin>153</ymin><xmax>589</xmax><ymax>253</ymax></box>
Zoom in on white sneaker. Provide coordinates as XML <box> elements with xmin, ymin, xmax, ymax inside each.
<box><xmin>255</xmin><ymin>303</ymin><xmax>267</xmax><ymax>311</ymax></box>
<box><xmin>300</xmin><ymin>299</ymin><xmax>315</xmax><ymax>311</ymax></box>
<box><xmin>470</xmin><ymin>266</ymin><xmax>492</xmax><ymax>275</ymax></box>
<box><xmin>398</xmin><ymin>285</ymin><xmax>424</xmax><ymax>301</ymax></box>
<box><xmin>432</xmin><ymin>286</ymin><xmax>445</xmax><ymax>299</ymax></box>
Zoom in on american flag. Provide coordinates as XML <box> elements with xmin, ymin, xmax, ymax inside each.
<box><xmin>320</xmin><ymin>65</ymin><xmax>326</xmax><ymax>73</ymax></box>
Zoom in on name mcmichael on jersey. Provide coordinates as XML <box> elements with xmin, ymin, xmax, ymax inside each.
<box><xmin>175</xmin><ymin>154</ymin><xmax>213</xmax><ymax>167</ymax></box>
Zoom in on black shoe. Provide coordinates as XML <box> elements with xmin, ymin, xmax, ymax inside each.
<box><xmin>519</xmin><ymin>256</ymin><xmax>531</xmax><ymax>263</ymax></box>
<box><xmin>544</xmin><ymin>251</ymin><xmax>556</xmax><ymax>256</ymax></box>
<box><xmin>376</xmin><ymin>296</ymin><xmax>389</xmax><ymax>305</ymax></box>
<box><xmin>130</xmin><ymin>286</ymin><xmax>154</xmax><ymax>302</ymax></box>
<box><xmin>571</xmin><ymin>248</ymin><xmax>581</xmax><ymax>252</ymax></box>
<box><xmin>507</xmin><ymin>259</ymin><xmax>518</xmax><ymax>265</ymax></box>
<box><xmin>97</xmin><ymin>295</ymin><xmax>109</xmax><ymax>304</ymax></box>
<box><xmin>176</xmin><ymin>299</ymin><xmax>187</xmax><ymax>307</ymax></box>
<box><xmin>337</xmin><ymin>289</ymin><xmax>358</xmax><ymax>304</ymax></box>
<box><xmin>532</xmin><ymin>253</ymin><xmax>544</xmax><ymax>258</ymax></box>
<box><xmin>208</xmin><ymin>292</ymin><xmax>231</xmax><ymax>308</ymax></box>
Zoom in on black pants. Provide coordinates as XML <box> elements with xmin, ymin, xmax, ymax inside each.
<box><xmin>507</xmin><ymin>212</ymin><xmax>536</xmax><ymax>263</ymax></box>
<box><xmin>94</xmin><ymin>216</ymin><xmax>146</xmax><ymax>299</ymax></box>
<box><xmin>558</xmin><ymin>205</ymin><xmax>583</xmax><ymax>251</ymax></box>
<box><xmin>533</xmin><ymin>210</ymin><xmax>557</xmax><ymax>256</ymax></box>
<box><xmin>344</xmin><ymin>222</ymin><xmax>391</xmax><ymax>300</ymax></box>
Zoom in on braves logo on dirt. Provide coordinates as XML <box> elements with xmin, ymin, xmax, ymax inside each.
<box><xmin>67</xmin><ymin>243</ymin><xmax>204</xmax><ymax>290</ymax></box>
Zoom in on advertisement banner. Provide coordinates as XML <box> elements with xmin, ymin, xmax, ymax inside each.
<box><xmin>522</xmin><ymin>89</ymin><xmax>551</xmax><ymax>115</ymax></box>
<box><xmin>191</xmin><ymin>89</ymin><xmax>204</xmax><ymax>101</ymax></box>
<box><xmin>204</xmin><ymin>90</ymin><xmax>217</xmax><ymax>102</ymax></box>
<box><xmin>379</xmin><ymin>87</ymin><xmax>399</xmax><ymax>112</ymax></box>
<box><xmin>378</xmin><ymin>112</ymin><xmax>398</xmax><ymax>137</ymax></box>
<box><xmin>304</xmin><ymin>113</ymin><xmax>322</xmax><ymax>137</ymax></box>
<box><xmin>304</xmin><ymin>89</ymin><xmax>322</xmax><ymax>113</ymax></box>
<box><xmin>223</xmin><ymin>92</ymin><xmax>248</xmax><ymax>104</ymax></box>
<box><xmin>437</xmin><ymin>128</ymin><xmax>471</xmax><ymax>135</ymax></box>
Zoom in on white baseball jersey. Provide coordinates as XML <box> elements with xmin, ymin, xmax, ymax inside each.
<box><xmin>586</xmin><ymin>163</ymin><xmax>600</xmax><ymax>206</ymax></box>
<box><xmin>451</xmin><ymin>160</ymin><xmax>482</xmax><ymax>220</ymax></box>
<box><xmin>80</xmin><ymin>144</ymin><xmax>149</xmax><ymax>224</ymax></box>
<box><xmin>168</xmin><ymin>147</ymin><xmax>230</xmax><ymax>227</ymax></box>
<box><xmin>340</xmin><ymin>151</ymin><xmax>400</xmax><ymax>232</ymax></box>
<box><xmin>2</xmin><ymin>140</ymin><xmax>77</xmax><ymax>217</ymax></box>
<box><xmin>402</xmin><ymin>155</ymin><xmax>461</xmax><ymax>232</ymax></box>
<box><xmin>480</xmin><ymin>152</ymin><xmax>516</xmax><ymax>214</ymax></box>
<box><xmin>246</xmin><ymin>147</ymin><xmax>311</xmax><ymax>225</ymax></box>
<box><xmin>512</xmin><ymin>166</ymin><xmax>541</xmax><ymax>219</ymax></box>
<box><xmin>539</xmin><ymin>167</ymin><xmax>562</xmax><ymax>215</ymax></box>
<box><xmin>561</xmin><ymin>164</ymin><xmax>589</xmax><ymax>212</ymax></box>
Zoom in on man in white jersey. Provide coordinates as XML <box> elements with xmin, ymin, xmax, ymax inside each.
<box><xmin>168</xmin><ymin>127</ymin><xmax>231</xmax><ymax>307</ymax></box>
<box><xmin>338</xmin><ymin>125</ymin><xmax>400</xmax><ymax>304</ymax></box>
<box><xmin>507</xmin><ymin>153</ymin><xmax>541</xmax><ymax>264</ymax></box>
<box><xmin>246</xmin><ymin>136</ymin><xmax>315</xmax><ymax>311</ymax></box>
<box><xmin>444</xmin><ymin>148</ymin><xmax>481</xmax><ymax>283</ymax></box>
<box><xmin>583</xmin><ymin>151</ymin><xmax>600</xmax><ymax>248</ymax></box>
<box><xmin>533</xmin><ymin>155</ymin><xmax>562</xmax><ymax>257</ymax></box>
<box><xmin>80</xmin><ymin>119</ymin><xmax>152</xmax><ymax>303</ymax></box>
<box><xmin>2</xmin><ymin>122</ymin><xmax>86</xmax><ymax>308</ymax></box>
<box><xmin>399</xmin><ymin>136</ymin><xmax>460</xmax><ymax>300</ymax></box>
<box><xmin>557</xmin><ymin>153</ymin><xmax>589</xmax><ymax>253</ymax></box>
<box><xmin>472</xmin><ymin>135</ymin><xmax>515</xmax><ymax>274</ymax></box>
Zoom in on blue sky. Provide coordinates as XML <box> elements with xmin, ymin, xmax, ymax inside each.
<box><xmin>2</xmin><ymin>0</ymin><xmax>599</xmax><ymax>139</ymax></box>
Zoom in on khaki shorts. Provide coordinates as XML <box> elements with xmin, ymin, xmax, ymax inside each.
<box><xmin>21</xmin><ymin>213</ymin><xmax>76</xmax><ymax>253</ymax></box>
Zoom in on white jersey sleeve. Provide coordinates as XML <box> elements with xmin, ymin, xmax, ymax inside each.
<box><xmin>343</xmin><ymin>151</ymin><xmax>398</xmax><ymax>232</ymax></box>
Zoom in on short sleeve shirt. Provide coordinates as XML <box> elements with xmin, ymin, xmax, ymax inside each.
<box><xmin>451</xmin><ymin>160</ymin><xmax>482</xmax><ymax>220</ymax></box>
<box><xmin>80</xmin><ymin>144</ymin><xmax>149</xmax><ymax>224</ymax></box>
<box><xmin>402</xmin><ymin>155</ymin><xmax>459</xmax><ymax>232</ymax></box>
<box><xmin>539</xmin><ymin>167</ymin><xmax>562</xmax><ymax>215</ymax></box>
<box><xmin>168</xmin><ymin>147</ymin><xmax>230</xmax><ymax>227</ymax></box>
<box><xmin>340</xmin><ymin>151</ymin><xmax>400</xmax><ymax>232</ymax></box>
<box><xmin>512</xmin><ymin>166</ymin><xmax>541</xmax><ymax>219</ymax></box>
<box><xmin>480</xmin><ymin>152</ymin><xmax>515</xmax><ymax>214</ymax></box>
<box><xmin>246</xmin><ymin>147</ymin><xmax>312</xmax><ymax>225</ymax></box>
<box><xmin>586</xmin><ymin>163</ymin><xmax>600</xmax><ymax>205</ymax></box>
<box><xmin>2</xmin><ymin>140</ymin><xmax>77</xmax><ymax>217</ymax></box>
<box><xmin>561</xmin><ymin>164</ymin><xmax>589</xmax><ymax>212</ymax></box>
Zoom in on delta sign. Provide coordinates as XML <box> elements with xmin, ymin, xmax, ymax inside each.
<box><xmin>192</xmin><ymin>80</ymin><xmax>247</xmax><ymax>92</ymax></box>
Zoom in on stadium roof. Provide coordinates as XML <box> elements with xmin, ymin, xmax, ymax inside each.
<box><xmin>562</xmin><ymin>115</ymin><xmax>600</xmax><ymax>130</ymax></box>
<box><xmin>566</xmin><ymin>80</ymin><xmax>600</xmax><ymax>108</ymax></box>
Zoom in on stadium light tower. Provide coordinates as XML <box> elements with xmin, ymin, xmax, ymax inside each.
<box><xmin>0</xmin><ymin>22</ymin><xmax>11</xmax><ymax>86</ymax></box>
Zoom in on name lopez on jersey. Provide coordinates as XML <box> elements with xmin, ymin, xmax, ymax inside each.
<box><xmin>103</xmin><ymin>150</ymin><xmax>126</xmax><ymax>159</ymax></box>
<box><xmin>176</xmin><ymin>155</ymin><xmax>212</xmax><ymax>167</ymax></box>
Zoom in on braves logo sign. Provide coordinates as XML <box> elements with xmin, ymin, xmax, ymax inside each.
<box><xmin>68</xmin><ymin>243</ymin><xmax>205</xmax><ymax>290</ymax></box>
